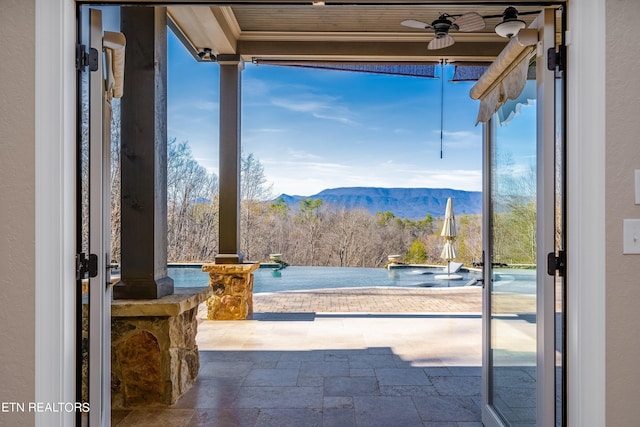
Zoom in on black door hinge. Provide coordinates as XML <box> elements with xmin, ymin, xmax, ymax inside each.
<box><xmin>547</xmin><ymin>45</ymin><xmax>566</xmax><ymax>72</ymax></box>
<box><xmin>76</xmin><ymin>44</ymin><xmax>99</xmax><ymax>72</ymax></box>
<box><xmin>76</xmin><ymin>253</ymin><xmax>99</xmax><ymax>280</ymax></box>
<box><xmin>547</xmin><ymin>250</ymin><xmax>566</xmax><ymax>277</ymax></box>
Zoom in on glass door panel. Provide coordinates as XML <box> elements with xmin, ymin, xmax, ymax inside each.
<box><xmin>77</xmin><ymin>6</ymin><xmax>120</xmax><ymax>425</ymax></box>
<box><xmin>76</xmin><ymin>9</ymin><xmax>90</xmax><ymax>423</ymax></box>
<box><xmin>554</xmin><ymin>9</ymin><xmax>567</xmax><ymax>425</ymax></box>
<box><xmin>483</xmin><ymin>8</ymin><xmax>563</xmax><ymax>427</ymax></box>
<box><xmin>489</xmin><ymin>79</ymin><xmax>538</xmax><ymax>426</ymax></box>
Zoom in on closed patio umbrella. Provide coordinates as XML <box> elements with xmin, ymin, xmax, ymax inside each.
<box><xmin>440</xmin><ymin>197</ymin><xmax>457</xmax><ymax>240</ymax></box>
<box><xmin>441</xmin><ymin>241</ymin><xmax>457</xmax><ymax>261</ymax></box>
<box><xmin>437</xmin><ymin>197</ymin><xmax>462</xmax><ymax>281</ymax></box>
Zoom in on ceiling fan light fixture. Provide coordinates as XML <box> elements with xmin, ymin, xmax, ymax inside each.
<box><xmin>495</xmin><ymin>19</ymin><xmax>526</xmax><ymax>38</ymax></box>
<box><xmin>495</xmin><ymin>7</ymin><xmax>526</xmax><ymax>38</ymax></box>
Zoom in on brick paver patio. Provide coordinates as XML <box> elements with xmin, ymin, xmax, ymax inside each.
<box><xmin>253</xmin><ymin>286</ymin><xmax>483</xmax><ymax>314</ymax></box>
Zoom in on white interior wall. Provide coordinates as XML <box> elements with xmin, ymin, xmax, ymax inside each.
<box><xmin>605</xmin><ymin>0</ymin><xmax>640</xmax><ymax>425</ymax></box>
<box><xmin>0</xmin><ymin>1</ymin><xmax>37</xmax><ymax>425</ymax></box>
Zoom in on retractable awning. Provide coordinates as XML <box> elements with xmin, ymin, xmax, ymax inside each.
<box><xmin>252</xmin><ymin>60</ymin><xmax>438</xmax><ymax>78</ymax></box>
<box><xmin>469</xmin><ymin>29</ymin><xmax>538</xmax><ymax>124</ymax></box>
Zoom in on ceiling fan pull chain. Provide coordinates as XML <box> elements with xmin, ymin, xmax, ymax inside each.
<box><xmin>440</xmin><ymin>59</ymin><xmax>445</xmax><ymax>159</ymax></box>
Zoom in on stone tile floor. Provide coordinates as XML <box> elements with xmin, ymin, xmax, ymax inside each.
<box><xmin>113</xmin><ymin>287</ymin><xmax>485</xmax><ymax>427</ymax></box>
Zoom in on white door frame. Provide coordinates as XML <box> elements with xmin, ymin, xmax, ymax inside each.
<box><xmin>33</xmin><ymin>1</ymin><xmax>607</xmax><ymax>426</ymax></box>
<box><xmin>34</xmin><ymin>0</ymin><xmax>77</xmax><ymax>426</ymax></box>
<box><xmin>481</xmin><ymin>8</ymin><xmax>557</xmax><ymax>426</ymax></box>
<box><xmin>535</xmin><ymin>7</ymin><xmax>558</xmax><ymax>426</ymax></box>
<box><xmin>565</xmin><ymin>0</ymin><xmax>607</xmax><ymax>425</ymax></box>
<box><xmin>88</xmin><ymin>8</ymin><xmax>113</xmax><ymax>426</ymax></box>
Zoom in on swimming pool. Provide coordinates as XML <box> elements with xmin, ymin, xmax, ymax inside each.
<box><xmin>167</xmin><ymin>265</ymin><xmax>494</xmax><ymax>293</ymax></box>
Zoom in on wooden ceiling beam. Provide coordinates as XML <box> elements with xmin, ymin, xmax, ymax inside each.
<box><xmin>167</xmin><ymin>6</ymin><xmax>239</xmax><ymax>56</ymax></box>
<box><xmin>237</xmin><ymin>40</ymin><xmax>505</xmax><ymax>63</ymax></box>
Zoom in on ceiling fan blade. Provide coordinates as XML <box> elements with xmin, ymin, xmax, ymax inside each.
<box><xmin>454</xmin><ymin>12</ymin><xmax>486</xmax><ymax>32</ymax></box>
<box><xmin>428</xmin><ymin>34</ymin><xmax>455</xmax><ymax>50</ymax></box>
<box><xmin>401</xmin><ymin>19</ymin><xmax>430</xmax><ymax>29</ymax></box>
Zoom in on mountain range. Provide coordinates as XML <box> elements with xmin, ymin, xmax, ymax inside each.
<box><xmin>276</xmin><ymin>187</ymin><xmax>482</xmax><ymax>220</ymax></box>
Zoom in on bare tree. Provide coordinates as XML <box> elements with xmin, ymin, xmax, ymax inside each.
<box><xmin>294</xmin><ymin>198</ymin><xmax>324</xmax><ymax>265</ymax></box>
<box><xmin>492</xmin><ymin>160</ymin><xmax>537</xmax><ymax>265</ymax></box>
<box><xmin>240</xmin><ymin>152</ymin><xmax>273</xmax><ymax>260</ymax></box>
<box><xmin>265</xmin><ymin>197</ymin><xmax>291</xmax><ymax>256</ymax></box>
<box><xmin>110</xmin><ymin>99</ymin><xmax>121</xmax><ymax>264</ymax></box>
<box><xmin>455</xmin><ymin>214</ymin><xmax>482</xmax><ymax>264</ymax></box>
<box><xmin>166</xmin><ymin>138</ymin><xmax>218</xmax><ymax>262</ymax></box>
<box><xmin>327</xmin><ymin>208</ymin><xmax>373</xmax><ymax>267</ymax></box>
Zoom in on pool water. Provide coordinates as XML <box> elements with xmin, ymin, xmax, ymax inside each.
<box><xmin>168</xmin><ymin>265</ymin><xmax>490</xmax><ymax>293</ymax></box>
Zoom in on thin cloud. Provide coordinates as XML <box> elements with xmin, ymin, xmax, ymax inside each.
<box><xmin>247</xmin><ymin>127</ymin><xmax>287</xmax><ymax>134</ymax></box>
<box><xmin>242</xmin><ymin>77</ymin><xmax>271</xmax><ymax>97</ymax></box>
<box><xmin>271</xmin><ymin>96</ymin><xmax>335</xmax><ymax>113</ymax></box>
<box><xmin>191</xmin><ymin>100</ymin><xmax>219</xmax><ymax>112</ymax></box>
<box><xmin>169</xmin><ymin>99</ymin><xmax>219</xmax><ymax>113</ymax></box>
<box><xmin>505</xmin><ymin>163</ymin><xmax>535</xmax><ymax>177</ymax></box>
<box><xmin>442</xmin><ymin>130</ymin><xmax>478</xmax><ymax>139</ymax></box>
<box><xmin>426</xmin><ymin>129</ymin><xmax>481</xmax><ymax>149</ymax></box>
<box><xmin>312</xmin><ymin>112</ymin><xmax>356</xmax><ymax>125</ymax></box>
<box><xmin>285</xmin><ymin>149</ymin><xmax>323</xmax><ymax>161</ymax></box>
<box><xmin>263</xmin><ymin>156</ymin><xmax>482</xmax><ymax>196</ymax></box>
<box><xmin>269</xmin><ymin>93</ymin><xmax>357</xmax><ymax>125</ymax></box>
<box><xmin>265</xmin><ymin>159</ymin><xmax>348</xmax><ymax>173</ymax></box>
<box><xmin>193</xmin><ymin>157</ymin><xmax>219</xmax><ymax>175</ymax></box>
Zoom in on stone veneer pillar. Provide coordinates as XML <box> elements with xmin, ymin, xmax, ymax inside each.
<box><xmin>109</xmin><ymin>287</ymin><xmax>211</xmax><ymax>408</ymax></box>
<box><xmin>202</xmin><ymin>262</ymin><xmax>259</xmax><ymax>320</ymax></box>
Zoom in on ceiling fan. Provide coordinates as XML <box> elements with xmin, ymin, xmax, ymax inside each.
<box><xmin>401</xmin><ymin>12</ymin><xmax>485</xmax><ymax>50</ymax></box>
<box><xmin>401</xmin><ymin>7</ymin><xmax>540</xmax><ymax>50</ymax></box>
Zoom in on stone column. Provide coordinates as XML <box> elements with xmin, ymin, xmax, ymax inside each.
<box><xmin>110</xmin><ymin>287</ymin><xmax>212</xmax><ymax>408</ymax></box>
<box><xmin>202</xmin><ymin>262</ymin><xmax>259</xmax><ymax>320</ymax></box>
<box><xmin>114</xmin><ymin>7</ymin><xmax>173</xmax><ymax>299</ymax></box>
<box><xmin>215</xmin><ymin>55</ymin><xmax>244</xmax><ymax>264</ymax></box>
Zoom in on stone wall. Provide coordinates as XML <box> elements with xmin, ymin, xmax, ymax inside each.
<box><xmin>109</xmin><ymin>287</ymin><xmax>211</xmax><ymax>409</ymax></box>
<box><xmin>111</xmin><ymin>308</ymin><xmax>196</xmax><ymax>407</ymax></box>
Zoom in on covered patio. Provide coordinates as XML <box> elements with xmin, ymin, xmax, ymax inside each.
<box><xmin>93</xmin><ymin>1</ymin><xmax>561</xmax><ymax>424</ymax></box>
<box><xmin>113</xmin><ymin>286</ymin><xmax>487</xmax><ymax>426</ymax></box>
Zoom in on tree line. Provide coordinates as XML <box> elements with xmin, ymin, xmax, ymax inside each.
<box><xmin>104</xmin><ymin>133</ymin><xmax>536</xmax><ymax>268</ymax></box>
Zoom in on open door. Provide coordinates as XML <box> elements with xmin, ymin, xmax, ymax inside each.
<box><xmin>77</xmin><ymin>7</ymin><xmax>124</xmax><ymax>425</ymax></box>
<box><xmin>481</xmin><ymin>7</ymin><xmax>565</xmax><ymax>427</ymax></box>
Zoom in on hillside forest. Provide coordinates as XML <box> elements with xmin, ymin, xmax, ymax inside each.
<box><xmin>102</xmin><ymin>136</ymin><xmax>536</xmax><ymax>268</ymax></box>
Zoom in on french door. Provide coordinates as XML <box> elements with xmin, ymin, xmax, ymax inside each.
<box><xmin>77</xmin><ymin>7</ymin><xmax>114</xmax><ymax>426</ymax></box>
<box><xmin>482</xmin><ymin>7</ymin><xmax>565</xmax><ymax>427</ymax></box>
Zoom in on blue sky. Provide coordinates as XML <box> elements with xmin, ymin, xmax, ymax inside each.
<box><xmin>167</xmin><ymin>28</ymin><xmax>536</xmax><ymax>197</ymax></box>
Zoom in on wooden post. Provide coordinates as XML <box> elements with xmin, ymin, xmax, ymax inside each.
<box><xmin>114</xmin><ymin>7</ymin><xmax>173</xmax><ymax>299</ymax></box>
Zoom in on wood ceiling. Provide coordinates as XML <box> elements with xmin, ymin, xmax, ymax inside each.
<box><xmin>166</xmin><ymin>2</ymin><xmax>563</xmax><ymax>64</ymax></box>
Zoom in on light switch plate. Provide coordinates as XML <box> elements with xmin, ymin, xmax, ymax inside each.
<box><xmin>623</xmin><ymin>219</ymin><xmax>640</xmax><ymax>254</ymax></box>
<box><xmin>635</xmin><ymin>170</ymin><xmax>640</xmax><ymax>205</ymax></box>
